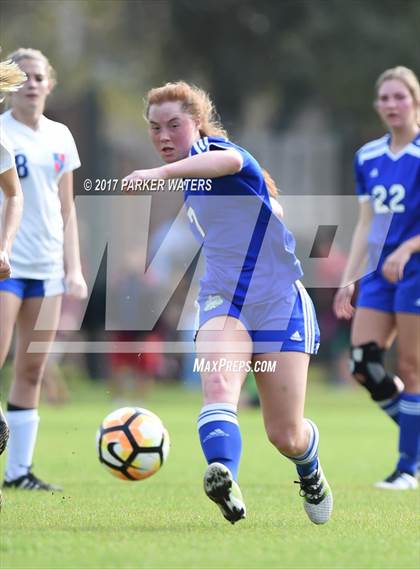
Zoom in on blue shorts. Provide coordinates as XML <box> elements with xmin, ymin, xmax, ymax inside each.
<box><xmin>195</xmin><ymin>281</ymin><xmax>320</xmax><ymax>355</ymax></box>
<box><xmin>357</xmin><ymin>265</ymin><xmax>420</xmax><ymax>314</ymax></box>
<box><xmin>0</xmin><ymin>277</ymin><xmax>65</xmax><ymax>298</ymax></box>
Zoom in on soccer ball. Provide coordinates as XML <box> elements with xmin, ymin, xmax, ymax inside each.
<box><xmin>96</xmin><ymin>407</ymin><xmax>170</xmax><ymax>480</ymax></box>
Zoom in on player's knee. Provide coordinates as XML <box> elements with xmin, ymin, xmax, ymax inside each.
<box><xmin>350</xmin><ymin>342</ymin><xmax>400</xmax><ymax>401</ymax></box>
<box><xmin>266</xmin><ymin>426</ymin><xmax>303</xmax><ymax>456</ymax></box>
<box><xmin>203</xmin><ymin>372</ymin><xmax>231</xmax><ymax>401</ymax></box>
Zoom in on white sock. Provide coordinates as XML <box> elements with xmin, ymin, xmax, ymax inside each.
<box><xmin>5</xmin><ymin>409</ymin><xmax>40</xmax><ymax>480</ymax></box>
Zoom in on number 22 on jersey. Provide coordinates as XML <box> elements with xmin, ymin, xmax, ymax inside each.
<box><xmin>372</xmin><ymin>184</ymin><xmax>405</xmax><ymax>214</ymax></box>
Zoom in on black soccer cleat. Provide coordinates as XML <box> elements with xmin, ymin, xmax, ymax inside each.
<box><xmin>294</xmin><ymin>463</ymin><xmax>333</xmax><ymax>524</ymax></box>
<box><xmin>3</xmin><ymin>468</ymin><xmax>63</xmax><ymax>492</ymax></box>
<box><xmin>203</xmin><ymin>462</ymin><xmax>246</xmax><ymax>524</ymax></box>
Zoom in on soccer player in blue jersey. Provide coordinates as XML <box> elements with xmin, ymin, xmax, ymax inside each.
<box><xmin>124</xmin><ymin>81</ymin><xmax>333</xmax><ymax>524</ymax></box>
<box><xmin>334</xmin><ymin>67</ymin><xmax>420</xmax><ymax>490</ymax></box>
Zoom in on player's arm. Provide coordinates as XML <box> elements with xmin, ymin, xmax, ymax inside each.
<box><xmin>333</xmin><ymin>200</ymin><xmax>373</xmax><ymax>319</ymax></box>
<box><xmin>58</xmin><ymin>171</ymin><xmax>87</xmax><ymax>298</ymax></box>
<box><xmin>382</xmin><ymin>234</ymin><xmax>420</xmax><ymax>283</ymax></box>
<box><xmin>0</xmin><ymin>166</ymin><xmax>23</xmax><ymax>280</ymax></box>
<box><xmin>124</xmin><ymin>149</ymin><xmax>243</xmax><ymax>184</ymax></box>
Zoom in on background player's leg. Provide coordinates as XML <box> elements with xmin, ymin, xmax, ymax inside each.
<box><xmin>0</xmin><ymin>291</ymin><xmax>22</xmax><ymax>456</ymax></box>
<box><xmin>5</xmin><ymin>295</ymin><xmax>62</xmax><ymax>485</ymax></box>
<box><xmin>0</xmin><ymin>291</ymin><xmax>22</xmax><ymax>368</ymax></box>
<box><xmin>351</xmin><ymin>307</ymin><xmax>396</xmax><ymax>347</ymax></box>
<box><xmin>351</xmin><ymin>308</ymin><xmax>401</xmax><ymax>422</ymax></box>
<box><xmin>394</xmin><ymin>313</ymin><xmax>420</xmax><ymax>481</ymax></box>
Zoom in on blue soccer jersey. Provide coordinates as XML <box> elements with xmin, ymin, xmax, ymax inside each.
<box><xmin>184</xmin><ymin>136</ymin><xmax>303</xmax><ymax>306</ymax></box>
<box><xmin>355</xmin><ymin>132</ymin><xmax>420</xmax><ymax>252</ymax></box>
<box><xmin>354</xmin><ymin>133</ymin><xmax>420</xmax><ymax>314</ymax></box>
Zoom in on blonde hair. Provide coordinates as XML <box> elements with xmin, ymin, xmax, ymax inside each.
<box><xmin>375</xmin><ymin>66</ymin><xmax>420</xmax><ymax>123</ymax></box>
<box><xmin>0</xmin><ymin>59</ymin><xmax>26</xmax><ymax>94</ymax></box>
<box><xmin>145</xmin><ymin>81</ymin><xmax>227</xmax><ymax>138</ymax></box>
<box><xmin>7</xmin><ymin>47</ymin><xmax>57</xmax><ymax>88</ymax></box>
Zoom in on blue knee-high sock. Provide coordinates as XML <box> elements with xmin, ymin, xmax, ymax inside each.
<box><xmin>378</xmin><ymin>393</ymin><xmax>401</xmax><ymax>425</ymax></box>
<box><xmin>397</xmin><ymin>393</ymin><xmax>420</xmax><ymax>476</ymax></box>
<box><xmin>198</xmin><ymin>403</ymin><xmax>242</xmax><ymax>481</ymax></box>
<box><xmin>286</xmin><ymin>419</ymin><xmax>319</xmax><ymax>478</ymax></box>
<box><xmin>379</xmin><ymin>394</ymin><xmax>420</xmax><ymax>470</ymax></box>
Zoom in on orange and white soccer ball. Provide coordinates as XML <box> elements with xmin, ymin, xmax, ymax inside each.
<box><xmin>96</xmin><ymin>407</ymin><xmax>170</xmax><ymax>480</ymax></box>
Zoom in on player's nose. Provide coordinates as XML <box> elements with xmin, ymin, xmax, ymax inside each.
<box><xmin>159</xmin><ymin>129</ymin><xmax>171</xmax><ymax>142</ymax></box>
<box><xmin>25</xmin><ymin>77</ymin><xmax>38</xmax><ymax>90</ymax></box>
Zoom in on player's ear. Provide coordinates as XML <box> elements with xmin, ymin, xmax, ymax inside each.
<box><xmin>46</xmin><ymin>79</ymin><xmax>55</xmax><ymax>95</ymax></box>
<box><xmin>372</xmin><ymin>96</ymin><xmax>382</xmax><ymax>115</ymax></box>
<box><xmin>194</xmin><ymin>115</ymin><xmax>202</xmax><ymax>132</ymax></box>
<box><xmin>46</xmin><ymin>71</ymin><xmax>57</xmax><ymax>94</ymax></box>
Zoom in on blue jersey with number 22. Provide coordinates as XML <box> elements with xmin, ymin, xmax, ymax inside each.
<box><xmin>355</xmin><ymin>132</ymin><xmax>420</xmax><ymax>314</ymax></box>
<box><xmin>354</xmin><ymin>132</ymin><xmax>420</xmax><ymax>251</ymax></box>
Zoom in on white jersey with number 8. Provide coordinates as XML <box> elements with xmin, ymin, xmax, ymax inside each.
<box><xmin>0</xmin><ymin>109</ymin><xmax>81</xmax><ymax>279</ymax></box>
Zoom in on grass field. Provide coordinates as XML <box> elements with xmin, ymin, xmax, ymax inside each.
<box><xmin>0</xmin><ymin>376</ymin><xmax>419</xmax><ymax>569</ymax></box>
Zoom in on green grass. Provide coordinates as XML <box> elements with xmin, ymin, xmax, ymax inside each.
<box><xmin>1</xmin><ymin>378</ymin><xmax>419</xmax><ymax>569</ymax></box>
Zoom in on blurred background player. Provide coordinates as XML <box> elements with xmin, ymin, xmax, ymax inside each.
<box><xmin>0</xmin><ymin>48</ymin><xmax>87</xmax><ymax>491</ymax></box>
<box><xmin>311</xmin><ymin>231</ymin><xmax>352</xmax><ymax>387</ymax></box>
<box><xmin>333</xmin><ymin>66</ymin><xmax>420</xmax><ymax>490</ymax></box>
<box><xmin>124</xmin><ymin>81</ymin><xmax>333</xmax><ymax>525</ymax></box>
<box><xmin>107</xmin><ymin>248</ymin><xmax>164</xmax><ymax>402</ymax></box>
<box><xmin>0</xmin><ymin>57</ymin><xmax>25</xmax><ymax>503</ymax></box>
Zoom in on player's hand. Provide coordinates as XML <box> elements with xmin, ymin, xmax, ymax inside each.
<box><xmin>0</xmin><ymin>250</ymin><xmax>11</xmax><ymax>281</ymax></box>
<box><xmin>333</xmin><ymin>283</ymin><xmax>355</xmax><ymax>320</ymax></box>
<box><xmin>382</xmin><ymin>247</ymin><xmax>410</xmax><ymax>283</ymax></box>
<box><xmin>65</xmin><ymin>270</ymin><xmax>88</xmax><ymax>299</ymax></box>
